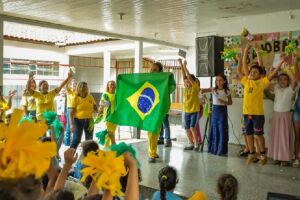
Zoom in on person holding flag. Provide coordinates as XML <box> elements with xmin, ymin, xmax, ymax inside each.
<box><xmin>107</xmin><ymin>62</ymin><xmax>176</xmax><ymax>163</ymax></box>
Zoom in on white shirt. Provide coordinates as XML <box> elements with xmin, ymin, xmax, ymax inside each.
<box><xmin>274</xmin><ymin>85</ymin><xmax>295</xmax><ymax>112</ymax></box>
<box><xmin>212</xmin><ymin>89</ymin><xmax>230</xmax><ymax>106</ymax></box>
<box><xmin>55</xmin><ymin>96</ymin><xmax>66</xmax><ymax>115</ymax></box>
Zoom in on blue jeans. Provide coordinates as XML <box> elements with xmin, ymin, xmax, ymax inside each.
<box><xmin>70</xmin><ymin>118</ymin><xmax>94</xmax><ymax>149</ymax></box>
<box><xmin>64</xmin><ymin>108</ymin><xmax>72</xmax><ymax>146</ymax></box>
<box><xmin>158</xmin><ymin>115</ymin><xmax>171</xmax><ymax>142</ymax></box>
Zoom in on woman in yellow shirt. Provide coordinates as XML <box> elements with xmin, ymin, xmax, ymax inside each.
<box><xmin>21</xmin><ymin>78</ymin><xmax>37</xmax><ymax>120</ymax></box>
<box><xmin>26</xmin><ymin>71</ymin><xmax>73</xmax><ymax>121</ymax></box>
<box><xmin>70</xmin><ymin>81</ymin><xmax>97</xmax><ymax>149</ymax></box>
<box><xmin>0</xmin><ymin>89</ymin><xmax>15</xmax><ymax>123</ymax></box>
<box><xmin>98</xmin><ymin>80</ymin><xmax>117</xmax><ymax>147</ymax></box>
<box><xmin>179</xmin><ymin>59</ymin><xmax>200</xmax><ymax>151</ymax></box>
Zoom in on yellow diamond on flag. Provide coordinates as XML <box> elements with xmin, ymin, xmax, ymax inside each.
<box><xmin>127</xmin><ymin>82</ymin><xmax>160</xmax><ymax>120</ymax></box>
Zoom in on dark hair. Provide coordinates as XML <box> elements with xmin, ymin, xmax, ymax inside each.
<box><xmin>215</xmin><ymin>74</ymin><xmax>230</xmax><ymax>94</ymax></box>
<box><xmin>39</xmin><ymin>80</ymin><xmax>48</xmax><ymax>92</ymax></box>
<box><xmin>83</xmin><ymin>194</ymin><xmax>103</xmax><ymax>200</ymax></box>
<box><xmin>41</xmin><ymin>136</ymin><xmax>52</xmax><ymax>143</ymax></box>
<box><xmin>184</xmin><ymin>74</ymin><xmax>196</xmax><ymax>82</ymax></box>
<box><xmin>278</xmin><ymin>73</ymin><xmax>290</xmax><ymax>84</ymax></box>
<box><xmin>44</xmin><ymin>189</ymin><xmax>75</xmax><ymax>200</ymax></box>
<box><xmin>0</xmin><ymin>176</ymin><xmax>41</xmax><ymax>200</ymax></box>
<box><xmin>82</xmin><ymin>140</ymin><xmax>99</xmax><ymax>157</ymax></box>
<box><xmin>250</xmin><ymin>65</ymin><xmax>264</xmax><ymax>75</ymax></box>
<box><xmin>23</xmin><ymin>79</ymin><xmax>37</xmax><ymax>95</ymax></box>
<box><xmin>120</xmin><ymin>168</ymin><xmax>142</xmax><ymax>193</ymax></box>
<box><xmin>158</xmin><ymin>166</ymin><xmax>178</xmax><ymax>200</ymax></box>
<box><xmin>217</xmin><ymin>174</ymin><xmax>238</xmax><ymax>200</ymax></box>
<box><xmin>153</xmin><ymin>62</ymin><xmax>163</xmax><ymax>72</ymax></box>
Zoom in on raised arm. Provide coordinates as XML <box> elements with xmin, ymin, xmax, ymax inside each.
<box><xmin>7</xmin><ymin>90</ymin><xmax>16</xmax><ymax>109</ymax></box>
<box><xmin>267</xmin><ymin>57</ymin><xmax>285</xmax><ymax>81</ymax></box>
<box><xmin>178</xmin><ymin>58</ymin><xmax>187</xmax><ymax>82</ymax></box>
<box><xmin>254</xmin><ymin>43</ymin><xmax>263</xmax><ymax>67</ymax></box>
<box><xmin>124</xmin><ymin>152</ymin><xmax>139</xmax><ymax>200</ymax></box>
<box><xmin>236</xmin><ymin>51</ymin><xmax>243</xmax><ymax>79</ymax></box>
<box><xmin>242</xmin><ymin>44</ymin><xmax>250</xmax><ymax>77</ymax></box>
<box><xmin>54</xmin><ymin>148</ymin><xmax>77</xmax><ymax>190</ymax></box>
<box><xmin>289</xmin><ymin>53</ymin><xmax>299</xmax><ymax>90</ymax></box>
<box><xmin>55</xmin><ymin>70</ymin><xmax>73</xmax><ymax>93</ymax></box>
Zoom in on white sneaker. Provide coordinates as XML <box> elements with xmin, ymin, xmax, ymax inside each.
<box><xmin>293</xmin><ymin>159</ymin><xmax>300</xmax><ymax>168</ymax></box>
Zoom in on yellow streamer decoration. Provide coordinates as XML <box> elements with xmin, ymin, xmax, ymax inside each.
<box><xmin>0</xmin><ymin>109</ymin><xmax>56</xmax><ymax>179</ymax></box>
<box><xmin>81</xmin><ymin>150</ymin><xmax>127</xmax><ymax>196</ymax></box>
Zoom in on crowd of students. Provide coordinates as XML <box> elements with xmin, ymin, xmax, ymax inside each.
<box><xmin>181</xmin><ymin>42</ymin><xmax>300</xmax><ymax>167</ymax></box>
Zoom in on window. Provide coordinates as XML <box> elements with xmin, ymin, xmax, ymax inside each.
<box><xmin>3</xmin><ymin>58</ymin><xmax>59</xmax><ymax>76</ymax></box>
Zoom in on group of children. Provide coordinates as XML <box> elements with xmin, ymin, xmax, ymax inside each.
<box><xmin>181</xmin><ymin>42</ymin><xmax>300</xmax><ymax>167</ymax></box>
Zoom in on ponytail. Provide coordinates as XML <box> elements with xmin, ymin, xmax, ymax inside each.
<box><xmin>217</xmin><ymin>174</ymin><xmax>238</xmax><ymax>200</ymax></box>
<box><xmin>158</xmin><ymin>166</ymin><xmax>178</xmax><ymax>200</ymax></box>
<box><xmin>159</xmin><ymin>175</ymin><xmax>168</xmax><ymax>200</ymax></box>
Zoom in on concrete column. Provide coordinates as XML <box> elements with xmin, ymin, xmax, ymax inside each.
<box><xmin>133</xmin><ymin>40</ymin><xmax>143</xmax><ymax>139</ymax></box>
<box><xmin>0</xmin><ymin>18</ymin><xmax>3</xmax><ymax>90</ymax></box>
<box><xmin>134</xmin><ymin>40</ymin><xmax>143</xmax><ymax>73</ymax></box>
<box><xmin>103</xmin><ymin>50</ymin><xmax>111</xmax><ymax>87</ymax></box>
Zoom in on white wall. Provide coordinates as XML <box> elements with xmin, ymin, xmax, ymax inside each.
<box><xmin>4</xmin><ymin>40</ymin><xmax>69</xmax><ymax>86</ymax></box>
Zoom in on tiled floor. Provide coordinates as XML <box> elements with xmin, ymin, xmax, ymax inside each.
<box><xmin>131</xmin><ymin>142</ymin><xmax>300</xmax><ymax>200</ymax></box>
<box><xmin>60</xmin><ymin>124</ymin><xmax>300</xmax><ymax>200</ymax></box>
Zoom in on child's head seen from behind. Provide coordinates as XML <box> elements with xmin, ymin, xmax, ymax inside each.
<box><xmin>217</xmin><ymin>174</ymin><xmax>238</xmax><ymax>200</ymax></box>
<box><xmin>158</xmin><ymin>166</ymin><xmax>178</xmax><ymax>200</ymax></box>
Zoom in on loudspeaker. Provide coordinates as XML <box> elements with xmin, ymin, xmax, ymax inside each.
<box><xmin>196</xmin><ymin>36</ymin><xmax>224</xmax><ymax>77</ymax></box>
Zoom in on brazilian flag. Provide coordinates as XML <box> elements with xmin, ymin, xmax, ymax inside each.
<box><xmin>108</xmin><ymin>72</ymin><xmax>176</xmax><ymax>133</ymax></box>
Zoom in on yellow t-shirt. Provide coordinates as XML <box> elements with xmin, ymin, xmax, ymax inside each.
<box><xmin>33</xmin><ymin>90</ymin><xmax>57</xmax><ymax>120</ymax></box>
<box><xmin>21</xmin><ymin>95</ymin><xmax>36</xmax><ymax>111</ymax></box>
<box><xmin>66</xmin><ymin>86</ymin><xmax>76</xmax><ymax>108</ymax></box>
<box><xmin>0</xmin><ymin>99</ymin><xmax>9</xmax><ymax>122</ymax></box>
<box><xmin>183</xmin><ymin>82</ymin><xmax>200</xmax><ymax>113</ymax></box>
<box><xmin>241</xmin><ymin>76</ymin><xmax>270</xmax><ymax>115</ymax></box>
<box><xmin>70</xmin><ymin>94</ymin><xmax>96</xmax><ymax>119</ymax></box>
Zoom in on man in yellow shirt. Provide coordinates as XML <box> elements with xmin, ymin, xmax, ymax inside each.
<box><xmin>179</xmin><ymin>59</ymin><xmax>200</xmax><ymax>151</ymax></box>
<box><xmin>237</xmin><ymin>44</ymin><xmax>283</xmax><ymax>165</ymax></box>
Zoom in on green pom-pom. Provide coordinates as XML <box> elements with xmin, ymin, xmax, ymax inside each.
<box><xmin>18</xmin><ymin>115</ymin><xmax>33</xmax><ymax>125</ymax></box>
<box><xmin>96</xmin><ymin>129</ymin><xmax>108</xmax><ymax>145</ymax></box>
<box><xmin>42</xmin><ymin>111</ymin><xmax>64</xmax><ymax>139</ymax></box>
<box><xmin>110</xmin><ymin>142</ymin><xmax>141</xmax><ymax>168</ymax></box>
<box><xmin>285</xmin><ymin>40</ymin><xmax>297</xmax><ymax>55</ymax></box>
<box><xmin>203</xmin><ymin>102</ymin><xmax>210</xmax><ymax>118</ymax></box>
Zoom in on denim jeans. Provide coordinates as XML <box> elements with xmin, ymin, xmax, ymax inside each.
<box><xmin>158</xmin><ymin>115</ymin><xmax>171</xmax><ymax>142</ymax></box>
<box><xmin>64</xmin><ymin>108</ymin><xmax>72</xmax><ymax>146</ymax></box>
<box><xmin>70</xmin><ymin>118</ymin><xmax>93</xmax><ymax>149</ymax></box>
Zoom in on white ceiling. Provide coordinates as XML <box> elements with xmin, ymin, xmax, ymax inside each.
<box><xmin>1</xmin><ymin>0</ymin><xmax>300</xmax><ymax>46</ymax></box>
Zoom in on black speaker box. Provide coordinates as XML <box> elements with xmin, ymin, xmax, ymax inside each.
<box><xmin>196</xmin><ymin>36</ymin><xmax>224</xmax><ymax>77</ymax></box>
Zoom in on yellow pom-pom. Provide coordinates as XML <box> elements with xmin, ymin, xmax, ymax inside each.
<box><xmin>81</xmin><ymin>150</ymin><xmax>127</xmax><ymax>196</ymax></box>
<box><xmin>0</xmin><ymin>109</ymin><xmax>57</xmax><ymax>179</ymax></box>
